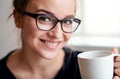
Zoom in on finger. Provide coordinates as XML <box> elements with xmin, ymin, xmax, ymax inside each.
<box><xmin>113</xmin><ymin>76</ymin><xmax>120</xmax><ymax>79</ymax></box>
<box><xmin>112</xmin><ymin>47</ymin><xmax>119</xmax><ymax>54</ymax></box>
<box><xmin>114</xmin><ymin>68</ymin><xmax>120</xmax><ymax>76</ymax></box>
<box><xmin>114</xmin><ymin>61</ymin><xmax>120</xmax><ymax>68</ymax></box>
<box><xmin>115</xmin><ymin>56</ymin><xmax>120</xmax><ymax>62</ymax></box>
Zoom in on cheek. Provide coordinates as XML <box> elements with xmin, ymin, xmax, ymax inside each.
<box><xmin>64</xmin><ymin>34</ymin><xmax>71</xmax><ymax>42</ymax></box>
<box><xmin>22</xmin><ymin>17</ymin><xmax>37</xmax><ymax>34</ymax></box>
<box><xmin>21</xmin><ymin>25</ymin><xmax>43</xmax><ymax>51</ymax></box>
<box><xmin>21</xmin><ymin>18</ymin><xmax>39</xmax><ymax>42</ymax></box>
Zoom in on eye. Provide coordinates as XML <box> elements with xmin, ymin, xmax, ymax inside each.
<box><xmin>63</xmin><ymin>19</ymin><xmax>73</xmax><ymax>25</ymax></box>
<box><xmin>37</xmin><ymin>15</ymin><xmax>52</xmax><ymax>23</ymax></box>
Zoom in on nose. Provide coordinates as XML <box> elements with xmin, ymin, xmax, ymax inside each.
<box><xmin>48</xmin><ymin>23</ymin><xmax>63</xmax><ymax>38</ymax></box>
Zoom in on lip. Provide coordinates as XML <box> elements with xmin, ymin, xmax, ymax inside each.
<box><xmin>40</xmin><ymin>39</ymin><xmax>62</xmax><ymax>49</ymax></box>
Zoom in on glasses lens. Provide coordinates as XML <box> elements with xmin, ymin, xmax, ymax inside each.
<box><xmin>36</xmin><ymin>14</ymin><xmax>56</xmax><ymax>31</ymax></box>
<box><xmin>36</xmin><ymin>14</ymin><xmax>80</xmax><ymax>33</ymax></box>
<box><xmin>62</xmin><ymin>18</ymin><xmax>80</xmax><ymax>33</ymax></box>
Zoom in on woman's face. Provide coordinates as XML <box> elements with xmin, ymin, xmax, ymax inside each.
<box><xmin>19</xmin><ymin>0</ymin><xmax>76</xmax><ymax>59</ymax></box>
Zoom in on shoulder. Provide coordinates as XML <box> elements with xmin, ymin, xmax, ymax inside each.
<box><xmin>59</xmin><ymin>47</ymin><xmax>82</xmax><ymax>79</ymax></box>
<box><xmin>63</xmin><ymin>47</ymin><xmax>83</xmax><ymax>59</ymax></box>
<box><xmin>0</xmin><ymin>53</ymin><xmax>9</xmax><ymax>69</ymax></box>
<box><xmin>0</xmin><ymin>51</ymin><xmax>16</xmax><ymax>79</ymax></box>
<box><xmin>0</xmin><ymin>55</ymin><xmax>10</xmax><ymax>78</ymax></box>
<box><xmin>63</xmin><ymin>47</ymin><xmax>83</xmax><ymax>63</ymax></box>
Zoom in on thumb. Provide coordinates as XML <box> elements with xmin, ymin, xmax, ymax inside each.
<box><xmin>112</xmin><ymin>47</ymin><xmax>119</xmax><ymax>54</ymax></box>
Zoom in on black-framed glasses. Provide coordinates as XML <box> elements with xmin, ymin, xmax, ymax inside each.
<box><xmin>21</xmin><ymin>11</ymin><xmax>81</xmax><ymax>33</ymax></box>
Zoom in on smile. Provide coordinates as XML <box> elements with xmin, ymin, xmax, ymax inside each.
<box><xmin>40</xmin><ymin>39</ymin><xmax>60</xmax><ymax>49</ymax></box>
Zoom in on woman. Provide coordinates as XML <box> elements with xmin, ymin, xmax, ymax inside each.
<box><xmin>0</xmin><ymin>0</ymin><xmax>120</xmax><ymax>79</ymax></box>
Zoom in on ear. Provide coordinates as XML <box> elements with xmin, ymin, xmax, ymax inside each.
<box><xmin>13</xmin><ymin>10</ymin><xmax>23</xmax><ymax>28</ymax></box>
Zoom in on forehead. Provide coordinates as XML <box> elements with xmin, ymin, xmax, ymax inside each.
<box><xmin>26</xmin><ymin>0</ymin><xmax>76</xmax><ymax>17</ymax></box>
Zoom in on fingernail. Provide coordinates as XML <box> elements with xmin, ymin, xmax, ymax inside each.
<box><xmin>112</xmin><ymin>47</ymin><xmax>119</xmax><ymax>54</ymax></box>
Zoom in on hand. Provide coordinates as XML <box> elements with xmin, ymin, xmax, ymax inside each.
<box><xmin>112</xmin><ymin>47</ymin><xmax>120</xmax><ymax>79</ymax></box>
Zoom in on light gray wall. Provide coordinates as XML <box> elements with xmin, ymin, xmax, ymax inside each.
<box><xmin>0</xmin><ymin>0</ymin><xmax>19</xmax><ymax>59</ymax></box>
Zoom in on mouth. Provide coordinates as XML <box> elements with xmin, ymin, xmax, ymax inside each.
<box><xmin>40</xmin><ymin>39</ymin><xmax>61</xmax><ymax>49</ymax></box>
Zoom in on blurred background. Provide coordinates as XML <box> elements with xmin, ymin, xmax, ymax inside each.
<box><xmin>0</xmin><ymin>0</ymin><xmax>120</xmax><ymax>59</ymax></box>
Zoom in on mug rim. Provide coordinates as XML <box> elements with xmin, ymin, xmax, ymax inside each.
<box><xmin>77</xmin><ymin>50</ymin><xmax>112</xmax><ymax>59</ymax></box>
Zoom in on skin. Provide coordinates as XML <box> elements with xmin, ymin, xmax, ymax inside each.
<box><xmin>7</xmin><ymin>0</ymin><xmax>75</xmax><ymax>79</ymax></box>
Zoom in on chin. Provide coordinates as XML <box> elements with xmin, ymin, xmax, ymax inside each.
<box><xmin>39</xmin><ymin>50</ymin><xmax>59</xmax><ymax>59</ymax></box>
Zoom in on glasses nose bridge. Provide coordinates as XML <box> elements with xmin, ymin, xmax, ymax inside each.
<box><xmin>51</xmin><ymin>19</ymin><xmax>63</xmax><ymax>33</ymax></box>
<box><xmin>52</xmin><ymin>18</ymin><xmax>62</xmax><ymax>30</ymax></box>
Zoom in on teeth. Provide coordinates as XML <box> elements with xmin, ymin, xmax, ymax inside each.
<box><xmin>45</xmin><ymin>41</ymin><xmax>58</xmax><ymax>48</ymax></box>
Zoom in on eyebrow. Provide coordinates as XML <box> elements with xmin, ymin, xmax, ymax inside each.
<box><xmin>35</xmin><ymin>9</ymin><xmax>54</xmax><ymax>15</ymax></box>
<box><xmin>35</xmin><ymin>9</ymin><xmax>74</xmax><ymax>19</ymax></box>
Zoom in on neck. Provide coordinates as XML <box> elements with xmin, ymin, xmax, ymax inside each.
<box><xmin>17</xmin><ymin>48</ymin><xmax>65</xmax><ymax>78</ymax></box>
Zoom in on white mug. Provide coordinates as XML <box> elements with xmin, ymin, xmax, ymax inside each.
<box><xmin>77</xmin><ymin>50</ymin><xmax>117</xmax><ymax>79</ymax></box>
